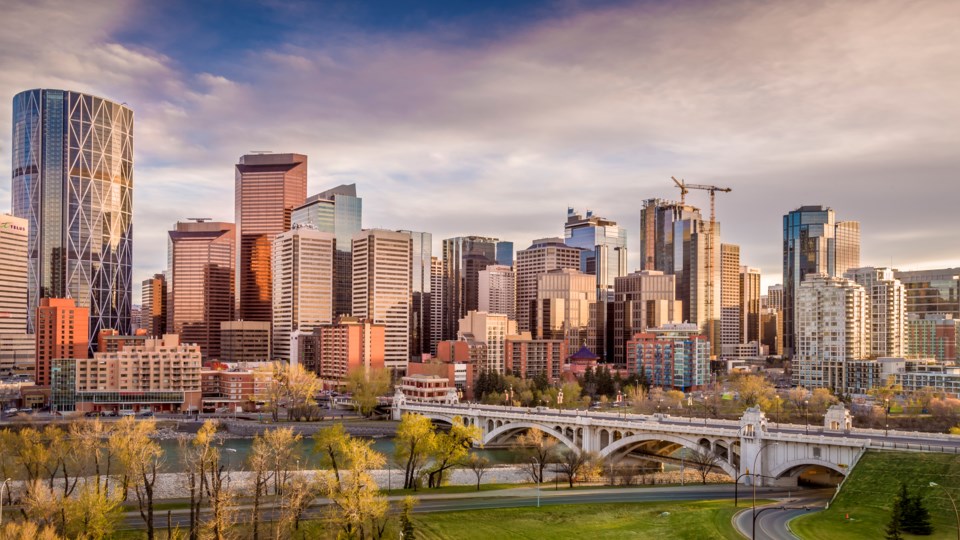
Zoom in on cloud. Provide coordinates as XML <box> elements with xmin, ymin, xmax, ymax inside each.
<box><xmin>1</xmin><ymin>0</ymin><xmax>958</xmax><ymax>303</ymax></box>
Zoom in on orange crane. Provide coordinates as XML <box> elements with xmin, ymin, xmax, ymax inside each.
<box><xmin>670</xmin><ymin>177</ymin><xmax>732</xmax><ymax>354</ymax></box>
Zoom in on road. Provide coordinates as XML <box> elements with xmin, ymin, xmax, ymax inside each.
<box><xmin>119</xmin><ymin>484</ymin><xmax>804</xmax><ymax>531</ymax></box>
<box><xmin>733</xmin><ymin>490</ymin><xmax>832</xmax><ymax>540</ymax></box>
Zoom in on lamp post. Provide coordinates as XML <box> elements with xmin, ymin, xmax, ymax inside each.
<box><xmin>884</xmin><ymin>398</ymin><xmax>890</xmax><ymax>437</ymax></box>
<box><xmin>930</xmin><ymin>482</ymin><xmax>960</xmax><ymax>540</ymax></box>
<box><xmin>752</xmin><ymin>442</ymin><xmax>779</xmax><ymax>540</ymax></box>
<box><xmin>0</xmin><ymin>477</ymin><xmax>10</xmax><ymax>527</ymax></box>
<box><xmin>531</xmin><ymin>458</ymin><xmax>541</xmax><ymax>508</ymax></box>
<box><xmin>803</xmin><ymin>400</ymin><xmax>809</xmax><ymax>434</ymax></box>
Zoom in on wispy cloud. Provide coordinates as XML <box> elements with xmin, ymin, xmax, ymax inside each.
<box><xmin>1</xmin><ymin>0</ymin><xmax>958</xmax><ymax>300</ymax></box>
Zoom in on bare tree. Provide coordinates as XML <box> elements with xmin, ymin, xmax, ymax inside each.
<box><xmin>556</xmin><ymin>448</ymin><xmax>596</xmax><ymax>488</ymax></box>
<box><xmin>511</xmin><ymin>428</ymin><xmax>558</xmax><ymax>483</ymax></box>
<box><xmin>465</xmin><ymin>454</ymin><xmax>491</xmax><ymax>491</ymax></box>
<box><xmin>687</xmin><ymin>449</ymin><xmax>720</xmax><ymax>484</ymax></box>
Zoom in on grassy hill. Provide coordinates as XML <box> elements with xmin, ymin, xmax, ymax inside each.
<box><xmin>792</xmin><ymin>450</ymin><xmax>960</xmax><ymax>540</ymax></box>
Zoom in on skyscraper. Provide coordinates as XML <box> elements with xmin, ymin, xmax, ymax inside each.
<box><xmin>441</xmin><ymin>236</ymin><xmax>511</xmax><ymax>341</ymax></box>
<box><xmin>140</xmin><ymin>273</ymin><xmax>166</xmax><ymax>338</ymax></box>
<box><xmin>611</xmin><ymin>270</ymin><xmax>681</xmax><ymax>364</ymax></box>
<box><xmin>793</xmin><ymin>274</ymin><xmax>868</xmax><ymax>390</ymax></box>
<box><xmin>0</xmin><ymin>215</ymin><xmax>29</xmax><ymax>335</ymax></box>
<box><xmin>782</xmin><ymin>205</ymin><xmax>860</xmax><ymax>355</ymax></box>
<box><xmin>766</xmin><ymin>284</ymin><xmax>784</xmax><ymax>310</ymax></box>
<box><xmin>12</xmin><ymin>89</ymin><xmax>133</xmax><ymax>344</ymax></box>
<box><xmin>515</xmin><ymin>238</ymin><xmax>582</xmax><ymax>334</ymax></box>
<box><xmin>167</xmin><ymin>220</ymin><xmax>235</xmax><ymax>360</ymax></box>
<box><xmin>536</xmin><ymin>268</ymin><xmax>595</xmax><ymax>353</ymax></box>
<box><xmin>235</xmin><ymin>153</ymin><xmax>307</xmax><ymax>323</ymax></box>
<box><xmin>739</xmin><ymin>266</ymin><xmax>762</xmax><ymax>344</ymax></box>
<box><xmin>36</xmin><ymin>298</ymin><xmax>89</xmax><ymax>386</ymax></box>
<box><xmin>639</xmin><ymin>199</ymin><xmax>720</xmax><ymax>350</ymax></box>
<box><xmin>478</xmin><ymin>265</ymin><xmax>516</xmax><ymax>320</ymax></box>
<box><xmin>271</xmin><ymin>226</ymin><xmax>335</xmax><ymax>363</ymax></box>
<box><xmin>458</xmin><ymin>311</ymin><xmax>517</xmax><ymax>374</ymax></box>
<box><xmin>291</xmin><ymin>184</ymin><xmax>362</xmax><ymax>317</ymax></box>
<box><xmin>429</xmin><ymin>257</ymin><xmax>443</xmax><ymax>355</ymax></box>
<box><xmin>352</xmin><ymin>230</ymin><xmax>412</xmax><ymax>374</ymax></box>
<box><xmin>400</xmin><ymin>231</ymin><xmax>432</xmax><ymax>360</ymax></box>
<box><xmin>564</xmin><ymin>208</ymin><xmax>627</xmax><ymax>360</ymax></box>
<box><xmin>894</xmin><ymin>268</ymin><xmax>960</xmax><ymax>320</ymax></box>
<box><xmin>720</xmin><ymin>243</ymin><xmax>741</xmax><ymax>350</ymax></box>
<box><xmin>845</xmin><ymin>267</ymin><xmax>906</xmax><ymax>358</ymax></box>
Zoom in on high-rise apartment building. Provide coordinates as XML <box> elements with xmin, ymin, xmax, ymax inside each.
<box><xmin>626</xmin><ymin>324</ymin><xmax>710</xmax><ymax>391</ymax></box>
<box><xmin>739</xmin><ymin>267</ymin><xmax>762</xmax><ymax>344</ymax></box>
<box><xmin>12</xmin><ymin>89</ymin><xmax>134</xmax><ymax>343</ymax></box>
<box><xmin>564</xmin><ymin>208</ymin><xmax>627</xmax><ymax>360</ymax></box>
<box><xmin>515</xmin><ymin>238</ymin><xmax>582</xmax><ymax>334</ymax></box>
<box><xmin>35</xmin><ymin>298</ymin><xmax>89</xmax><ymax>386</ymax></box>
<box><xmin>783</xmin><ymin>205</ymin><xmax>860</xmax><ymax>355</ymax></box>
<box><xmin>352</xmin><ymin>230</ymin><xmax>412</xmax><ymax>374</ymax></box>
<box><xmin>720</xmin><ymin>243</ymin><xmax>741</xmax><ymax>349</ymax></box>
<box><xmin>535</xmin><ymin>269</ymin><xmax>595</xmax><ymax>353</ymax></box>
<box><xmin>458</xmin><ymin>311</ymin><xmax>517</xmax><ymax>374</ymax></box>
<box><xmin>220</xmin><ymin>320</ymin><xmax>271</xmax><ymax>363</ymax></box>
<box><xmin>894</xmin><ymin>268</ymin><xmax>960</xmax><ymax>320</ymax></box>
<box><xmin>271</xmin><ymin>226</ymin><xmax>335</xmax><ymax>363</ymax></box>
<box><xmin>793</xmin><ymin>274</ymin><xmax>868</xmax><ymax>390</ymax></box>
<box><xmin>845</xmin><ymin>267</ymin><xmax>906</xmax><ymax>358</ymax></box>
<box><xmin>611</xmin><ymin>270</ymin><xmax>681</xmax><ymax>364</ymax></box>
<box><xmin>400</xmin><ymin>231</ymin><xmax>432</xmax><ymax>360</ymax></box>
<box><xmin>140</xmin><ymin>273</ymin><xmax>166</xmax><ymax>337</ymax></box>
<box><xmin>167</xmin><ymin>220</ymin><xmax>235</xmax><ymax>360</ymax></box>
<box><xmin>235</xmin><ymin>153</ymin><xmax>307</xmax><ymax>323</ymax></box>
<box><xmin>0</xmin><ymin>215</ymin><xmax>29</xmax><ymax>335</ymax></box>
<box><xmin>906</xmin><ymin>315</ymin><xmax>959</xmax><ymax>363</ymax></box>
<box><xmin>429</xmin><ymin>257</ymin><xmax>443</xmax><ymax>355</ymax></box>
<box><xmin>478</xmin><ymin>265</ymin><xmax>516</xmax><ymax>320</ymax></box>
<box><xmin>639</xmin><ymin>199</ymin><xmax>721</xmax><ymax>353</ymax></box>
<box><xmin>505</xmin><ymin>334</ymin><xmax>567</xmax><ymax>382</ymax></box>
<box><xmin>441</xmin><ymin>236</ymin><xmax>512</xmax><ymax>341</ymax></box>
<box><xmin>291</xmin><ymin>184</ymin><xmax>362</xmax><ymax>317</ymax></box>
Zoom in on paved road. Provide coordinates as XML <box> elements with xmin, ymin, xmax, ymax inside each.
<box><xmin>733</xmin><ymin>490</ymin><xmax>832</xmax><ymax>540</ymax></box>
<box><xmin>119</xmin><ymin>484</ymin><xmax>805</xmax><ymax>531</ymax></box>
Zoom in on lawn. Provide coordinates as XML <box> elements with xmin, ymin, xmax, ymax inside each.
<box><xmin>791</xmin><ymin>451</ymin><xmax>960</xmax><ymax>540</ymax></box>
<box><xmin>413</xmin><ymin>500</ymin><xmax>746</xmax><ymax>540</ymax></box>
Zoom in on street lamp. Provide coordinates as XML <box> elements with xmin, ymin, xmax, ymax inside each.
<box><xmin>531</xmin><ymin>458</ymin><xmax>541</xmax><ymax>508</ymax></box>
<box><xmin>803</xmin><ymin>400</ymin><xmax>809</xmax><ymax>434</ymax></box>
<box><xmin>930</xmin><ymin>482</ymin><xmax>960</xmax><ymax>540</ymax></box>
<box><xmin>884</xmin><ymin>398</ymin><xmax>890</xmax><ymax>437</ymax></box>
<box><xmin>1</xmin><ymin>477</ymin><xmax>11</xmax><ymax>527</ymax></box>
<box><xmin>752</xmin><ymin>442</ymin><xmax>779</xmax><ymax>540</ymax></box>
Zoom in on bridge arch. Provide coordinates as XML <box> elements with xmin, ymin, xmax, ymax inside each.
<box><xmin>599</xmin><ymin>433</ymin><xmax>737</xmax><ymax>477</ymax></box>
<box><xmin>768</xmin><ymin>458</ymin><xmax>848</xmax><ymax>479</ymax></box>
<box><xmin>482</xmin><ymin>421</ymin><xmax>580</xmax><ymax>453</ymax></box>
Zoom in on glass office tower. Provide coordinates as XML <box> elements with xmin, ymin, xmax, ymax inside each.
<box><xmin>292</xmin><ymin>183</ymin><xmax>362</xmax><ymax>317</ymax></box>
<box><xmin>441</xmin><ymin>236</ymin><xmax>512</xmax><ymax>341</ymax></box>
<box><xmin>11</xmin><ymin>89</ymin><xmax>133</xmax><ymax>348</ymax></box>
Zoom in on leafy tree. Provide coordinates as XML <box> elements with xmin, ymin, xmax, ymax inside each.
<box><xmin>400</xmin><ymin>496</ymin><xmax>417</xmax><ymax>540</ymax></box>
<box><xmin>111</xmin><ymin>417</ymin><xmax>164</xmax><ymax>539</ymax></box>
<box><xmin>263</xmin><ymin>427</ymin><xmax>302</xmax><ymax>496</ymax></box>
<box><xmin>313</xmin><ymin>423</ymin><xmax>351</xmax><ymax>484</ymax></box>
<box><xmin>318</xmin><ymin>435</ymin><xmax>389</xmax><ymax>539</ymax></box>
<box><xmin>348</xmin><ymin>366</ymin><xmax>392</xmax><ymax>418</ymax></box>
<box><xmin>0</xmin><ymin>520</ymin><xmax>63</xmax><ymax>540</ymax></box>
<box><xmin>465</xmin><ymin>454</ymin><xmax>491</xmax><ymax>491</ymax></box>
<box><xmin>63</xmin><ymin>480</ymin><xmax>123</xmax><ymax>540</ymax></box>
<box><xmin>248</xmin><ymin>433</ymin><xmax>275</xmax><ymax>540</ymax></box>
<box><xmin>732</xmin><ymin>374</ymin><xmax>775</xmax><ymax>409</ymax></box>
<box><xmin>425</xmin><ymin>417</ymin><xmax>481</xmax><ymax>488</ymax></box>
<box><xmin>395</xmin><ymin>414</ymin><xmax>436</xmax><ymax>490</ymax></box>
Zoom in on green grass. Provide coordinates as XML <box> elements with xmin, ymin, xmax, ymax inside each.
<box><xmin>413</xmin><ymin>500</ymin><xmax>747</xmax><ymax>539</ymax></box>
<box><xmin>792</xmin><ymin>451</ymin><xmax>960</xmax><ymax>540</ymax></box>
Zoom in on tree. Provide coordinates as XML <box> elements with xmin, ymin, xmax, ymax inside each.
<box><xmin>687</xmin><ymin>449</ymin><xmax>720</xmax><ymax>484</ymax></box>
<box><xmin>810</xmin><ymin>388</ymin><xmax>838</xmax><ymax>414</ymax></box>
<box><xmin>277</xmin><ymin>473</ymin><xmax>317</xmax><ymax>536</ymax></box>
<box><xmin>313</xmin><ymin>423</ymin><xmax>351</xmax><ymax>485</ymax></box>
<box><xmin>465</xmin><ymin>454</ymin><xmax>491</xmax><ymax>491</ymax></box>
<box><xmin>902</xmin><ymin>485</ymin><xmax>934</xmax><ymax>535</ymax></box>
<box><xmin>426</xmin><ymin>417</ymin><xmax>481</xmax><ymax>488</ymax></box>
<box><xmin>512</xmin><ymin>428</ymin><xmax>558</xmax><ymax>483</ymax></box>
<box><xmin>0</xmin><ymin>520</ymin><xmax>63</xmax><ymax>540</ymax></box>
<box><xmin>182</xmin><ymin>421</ymin><xmax>220</xmax><ymax>540</ymax></box>
<box><xmin>247</xmin><ymin>433</ymin><xmax>274</xmax><ymax>540</ymax></box>
<box><xmin>286</xmin><ymin>363</ymin><xmax>322</xmax><ymax>421</ymax></box>
<box><xmin>556</xmin><ymin>448</ymin><xmax>595</xmax><ymax>488</ymax></box>
<box><xmin>400</xmin><ymin>496</ymin><xmax>417</xmax><ymax>540</ymax></box>
<box><xmin>63</xmin><ymin>479</ymin><xmax>123</xmax><ymax>540</ymax></box>
<box><xmin>319</xmin><ymin>435</ymin><xmax>389</xmax><ymax>539</ymax></box>
<box><xmin>395</xmin><ymin>413</ymin><xmax>436</xmax><ymax>490</ymax></box>
<box><xmin>111</xmin><ymin>417</ymin><xmax>164</xmax><ymax>540</ymax></box>
<box><xmin>732</xmin><ymin>374</ymin><xmax>774</xmax><ymax>409</ymax></box>
<box><xmin>347</xmin><ymin>366</ymin><xmax>392</xmax><ymax>418</ymax></box>
<box><xmin>886</xmin><ymin>483</ymin><xmax>906</xmax><ymax>540</ymax></box>
<box><xmin>262</xmin><ymin>427</ymin><xmax>302</xmax><ymax>496</ymax></box>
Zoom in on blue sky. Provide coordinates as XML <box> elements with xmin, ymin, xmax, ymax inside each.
<box><xmin>1</xmin><ymin>0</ymin><xmax>959</xmax><ymax>303</ymax></box>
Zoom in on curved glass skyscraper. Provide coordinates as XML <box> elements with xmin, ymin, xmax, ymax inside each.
<box><xmin>11</xmin><ymin>89</ymin><xmax>133</xmax><ymax>348</ymax></box>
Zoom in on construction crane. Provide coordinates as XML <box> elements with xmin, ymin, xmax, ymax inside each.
<box><xmin>670</xmin><ymin>177</ymin><xmax>732</xmax><ymax>356</ymax></box>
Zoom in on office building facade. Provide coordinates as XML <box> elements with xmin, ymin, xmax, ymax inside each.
<box><xmin>441</xmin><ymin>236</ymin><xmax>512</xmax><ymax>342</ymax></box>
<box><xmin>35</xmin><ymin>298</ymin><xmax>89</xmax><ymax>386</ymax></box>
<box><xmin>429</xmin><ymin>256</ymin><xmax>443</xmax><ymax>355</ymax></box>
<box><xmin>140</xmin><ymin>273</ymin><xmax>166</xmax><ymax>337</ymax></box>
<box><xmin>535</xmin><ymin>269</ymin><xmax>595</xmax><ymax>354</ymax></box>
<box><xmin>352</xmin><ymin>230</ymin><xmax>412</xmax><ymax>374</ymax></box>
<box><xmin>611</xmin><ymin>270</ymin><xmax>681</xmax><ymax>365</ymax></box>
<box><xmin>401</xmin><ymin>231</ymin><xmax>432</xmax><ymax>360</ymax></box>
<box><xmin>235</xmin><ymin>153</ymin><xmax>307</xmax><ymax>323</ymax></box>
<box><xmin>740</xmin><ymin>267</ymin><xmax>762</xmax><ymax>344</ymax></box>
<box><xmin>458</xmin><ymin>310</ymin><xmax>517</xmax><ymax>374</ymax></box>
<box><xmin>782</xmin><ymin>205</ymin><xmax>860</xmax><ymax>355</ymax></box>
<box><xmin>515</xmin><ymin>238</ymin><xmax>581</xmax><ymax>334</ymax></box>
<box><xmin>894</xmin><ymin>268</ymin><xmax>960</xmax><ymax>320</ymax></box>
<box><xmin>12</xmin><ymin>89</ymin><xmax>133</xmax><ymax>343</ymax></box>
<box><xmin>720</xmin><ymin>243</ymin><xmax>741</xmax><ymax>349</ymax></box>
<box><xmin>271</xmin><ymin>226</ymin><xmax>335</xmax><ymax>363</ymax></box>
<box><xmin>167</xmin><ymin>220</ymin><xmax>235</xmax><ymax>359</ymax></box>
<box><xmin>0</xmin><ymin>215</ymin><xmax>29</xmax><ymax>336</ymax></box>
<box><xmin>478</xmin><ymin>264</ymin><xmax>516</xmax><ymax>320</ymax></box>
<box><xmin>220</xmin><ymin>320</ymin><xmax>272</xmax><ymax>363</ymax></box>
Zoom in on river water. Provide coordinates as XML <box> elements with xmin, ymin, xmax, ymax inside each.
<box><xmin>157</xmin><ymin>437</ymin><xmax>520</xmax><ymax>470</ymax></box>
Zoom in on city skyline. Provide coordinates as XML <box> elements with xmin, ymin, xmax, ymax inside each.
<box><xmin>2</xmin><ymin>0</ymin><xmax>959</xmax><ymax>302</ymax></box>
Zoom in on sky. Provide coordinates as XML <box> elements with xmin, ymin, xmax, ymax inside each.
<box><xmin>1</xmin><ymin>0</ymin><xmax>958</xmax><ymax>304</ymax></box>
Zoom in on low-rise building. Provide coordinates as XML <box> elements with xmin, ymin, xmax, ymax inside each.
<box><xmin>298</xmin><ymin>317</ymin><xmax>386</xmax><ymax>387</ymax></box>
<box><xmin>406</xmin><ymin>360</ymin><xmax>474</xmax><ymax>400</ymax></box>
<box><xmin>200</xmin><ymin>367</ymin><xmax>274</xmax><ymax>412</ymax></box>
<box><xmin>844</xmin><ymin>357</ymin><xmax>960</xmax><ymax>397</ymax></box>
<box><xmin>395</xmin><ymin>374</ymin><xmax>458</xmax><ymax>404</ymax></box>
<box><xmin>626</xmin><ymin>323</ymin><xmax>711</xmax><ymax>391</ymax></box>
